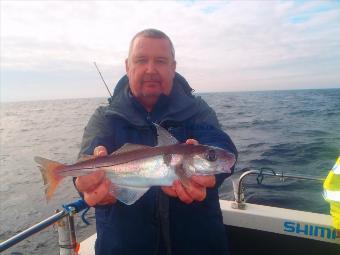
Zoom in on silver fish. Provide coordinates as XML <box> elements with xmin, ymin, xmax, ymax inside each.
<box><xmin>35</xmin><ymin>124</ymin><xmax>236</xmax><ymax>204</ymax></box>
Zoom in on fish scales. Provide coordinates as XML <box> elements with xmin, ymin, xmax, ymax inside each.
<box><xmin>60</xmin><ymin>144</ymin><xmax>207</xmax><ymax>174</ymax></box>
<box><xmin>35</xmin><ymin>125</ymin><xmax>236</xmax><ymax>204</ymax></box>
<box><xmin>105</xmin><ymin>155</ymin><xmax>178</xmax><ymax>187</ymax></box>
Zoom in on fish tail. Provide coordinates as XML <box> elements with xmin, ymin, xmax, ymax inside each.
<box><xmin>34</xmin><ymin>156</ymin><xmax>65</xmax><ymax>201</ymax></box>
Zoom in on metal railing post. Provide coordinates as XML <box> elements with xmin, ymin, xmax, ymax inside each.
<box><xmin>0</xmin><ymin>210</ymin><xmax>67</xmax><ymax>252</ymax></box>
<box><xmin>231</xmin><ymin>168</ymin><xmax>325</xmax><ymax>210</ymax></box>
<box><xmin>57</xmin><ymin>209</ymin><xmax>79</xmax><ymax>255</ymax></box>
<box><xmin>0</xmin><ymin>199</ymin><xmax>88</xmax><ymax>253</ymax></box>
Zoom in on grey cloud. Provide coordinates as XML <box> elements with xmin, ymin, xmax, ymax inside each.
<box><xmin>1</xmin><ymin>1</ymin><xmax>340</xmax><ymax>101</ymax></box>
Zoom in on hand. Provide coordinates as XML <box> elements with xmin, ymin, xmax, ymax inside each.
<box><xmin>161</xmin><ymin>139</ymin><xmax>216</xmax><ymax>204</ymax></box>
<box><xmin>75</xmin><ymin>146</ymin><xmax>116</xmax><ymax>206</ymax></box>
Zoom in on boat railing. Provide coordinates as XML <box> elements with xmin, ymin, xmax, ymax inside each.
<box><xmin>0</xmin><ymin>199</ymin><xmax>89</xmax><ymax>254</ymax></box>
<box><xmin>231</xmin><ymin>167</ymin><xmax>325</xmax><ymax>209</ymax></box>
<box><xmin>0</xmin><ymin>169</ymin><xmax>327</xmax><ymax>253</ymax></box>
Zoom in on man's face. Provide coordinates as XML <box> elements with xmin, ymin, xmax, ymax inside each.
<box><xmin>125</xmin><ymin>36</ymin><xmax>176</xmax><ymax>109</ymax></box>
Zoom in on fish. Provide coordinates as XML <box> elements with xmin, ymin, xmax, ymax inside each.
<box><xmin>35</xmin><ymin>124</ymin><xmax>236</xmax><ymax>205</ymax></box>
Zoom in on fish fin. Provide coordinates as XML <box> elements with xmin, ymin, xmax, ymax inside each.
<box><xmin>111</xmin><ymin>143</ymin><xmax>151</xmax><ymax>155</ymax></box>
<box><xmin>153</xmin><ymin>123</ymin><xmax>178</xmax><ymax>146</ymax></box>
<box><xmin>34</xmin><ymin>156</ymin><xmax>65</xmax><ymax>201</ymax></box>
<box><xmin>175</xmin><ymin>165</ymin><xmax>191</xmax><ymax>188</ymax></box>
<box><xmin>110</xmin><ymin>185</ymin><xmax>149</xmax><ymax>205</ymax></box>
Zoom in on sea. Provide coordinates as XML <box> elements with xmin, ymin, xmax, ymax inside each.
<box><xmin>0</xmin><ymin>88</ymin><xmax>339</xmax><ymax>254</ymax></box>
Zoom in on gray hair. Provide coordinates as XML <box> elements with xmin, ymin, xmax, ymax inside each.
<box><xmin>128</xmin><ymin>28</ymin><xmax>175</xmax><ymax>59</ymax></box>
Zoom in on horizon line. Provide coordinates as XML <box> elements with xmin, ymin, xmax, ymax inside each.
<box><xmin>1</xmin><ymin>87</ymin><xmax>339</xmax><ymax>104</ymax></box>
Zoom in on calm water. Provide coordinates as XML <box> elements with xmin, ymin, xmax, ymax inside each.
<box><xmin>0</xmin><ymin>89</ymin><xmax>339</xmax><ymax>254</ymax></box>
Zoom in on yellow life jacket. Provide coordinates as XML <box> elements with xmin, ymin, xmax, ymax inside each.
<box><xmin>323</xmin><ymin>156</ymin><xmax>340</xmax><ymax>229</ymax></box>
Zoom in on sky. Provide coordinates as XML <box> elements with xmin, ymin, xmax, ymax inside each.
<box><xmin>1</xmin><ymin>0</ymin><xmax>340</xmax><ymax>102</ymax></box>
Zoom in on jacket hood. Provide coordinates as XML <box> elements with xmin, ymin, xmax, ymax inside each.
<box><xmin>104</xmin><ymin>73</ymin><xmax>201</xmax><ymax>126</ymax></box>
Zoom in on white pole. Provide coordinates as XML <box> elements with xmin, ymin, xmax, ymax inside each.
<box><xmin>56</xmin><ymin>210</ymin><xmax>77</xmax><ymax>255</ymax></box>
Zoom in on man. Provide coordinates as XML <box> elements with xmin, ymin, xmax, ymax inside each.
<box><xmin>75</xmin><ymin>29</ymin><xmax>238</xmax><ymax>255</ymax></box>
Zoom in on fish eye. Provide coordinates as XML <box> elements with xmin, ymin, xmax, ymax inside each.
<box><xmin>206</xmin><ymin>149</ymin><xmax>217</xmax><ymax>162</ymax></box>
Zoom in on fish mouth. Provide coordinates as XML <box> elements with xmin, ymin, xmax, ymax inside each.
<box><xmin>216</xmin><ymin>162</ymin><xmax>233</xmax><ymax>174</ymax></box>
<box><xmin>222</xmin><ymin>165</ymin><xmax>232</xmax><ymax>173</ymax></box>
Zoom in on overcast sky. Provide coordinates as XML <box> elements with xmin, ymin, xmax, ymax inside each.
<box><xmin>1</xmin><ymin>0</ymin><xmax>340</xmax><ymax>102</ymax></box>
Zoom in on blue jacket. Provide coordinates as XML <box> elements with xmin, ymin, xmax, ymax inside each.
<box><xmin>79</xmin><ymin>73</ymin><xmax>238</xmax><ymax>255</ymax></box>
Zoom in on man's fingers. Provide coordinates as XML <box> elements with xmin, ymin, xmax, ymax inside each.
<box><xmin>191</xmin><ymin>175</ymin><xmax>216</xmax><ymax>188</ymax></box>
<box><xmin>75</xmin><ymin>145</ymin><xmax>112</xmax><ymax>206</ymax></box>
<box><xmin>185</xmin><ymin>139</ymin><xmax>199</xmax><ymax>145</ymax></box>
<box><xmin>163</xmin><ymin>181</ymin><xmax>207</xmax><ymax>202</ymax></box>
<box><xmin>184</xmin><ymin>181</ymin><xmax>206</xmax><ymax>201</ymax></box>
<box><xmin>97</xmin><ymin>184</ymin><xmax>117</xmax><ymax>205</ymax></box>
<box><xmin>161</xmin><ymin>186</ymin><xmax>178</xmax><ymax>198</ymax></box>
<box><xmin>174</xmin><ymin>180</ymin><xmax>193</xmax><ymax>204</ymax></box>
<box><xmin>94</xmin><ymin>146</ymin><xmax>108</xmax><ymax>157</ymax></box>
<box><xmin>76</xmin><ymin>145</ymin><xmax>109</xmax><ymax>193</ymax></box>
<box><xmin>97</xmin><ymin>195</ymin><xmax>116</xmax><ymax>205</ymax></box>
<box><xmin>78</xmin><ymin>146</ymin><xmax>108</xmax><ymax>162</ymax></box>
<box><xmin>75</xmin><ymin>170</ymin><xmax>105</xmax><ymax>192</ymax></box>
<box><xmin>84</xmin><ymin>179</ymin><xmax>111</xmax><ymax>206</ymax></box>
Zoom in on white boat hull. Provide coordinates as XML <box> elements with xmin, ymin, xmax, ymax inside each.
<box><xmin>78</xmin><ymin>200</ymin><xmax>340</xmax><ymax>255</ymax></box>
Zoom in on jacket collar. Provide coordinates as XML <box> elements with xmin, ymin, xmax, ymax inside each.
<box><xmin>105</xmin><ymin>73</ymin><xmax>199</xmax><ymax>126</ymax></box>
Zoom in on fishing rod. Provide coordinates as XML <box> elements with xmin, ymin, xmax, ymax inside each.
<box><xmin>93</xmin><ymin>62</ymin><xmax>113</xmax><ymax>98</ymax></box>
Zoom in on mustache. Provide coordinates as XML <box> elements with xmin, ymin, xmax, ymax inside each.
<box><xmin>142</xmin><ymin>74</ymin><xmax>162</xmax><ymax>82</ymax></box>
